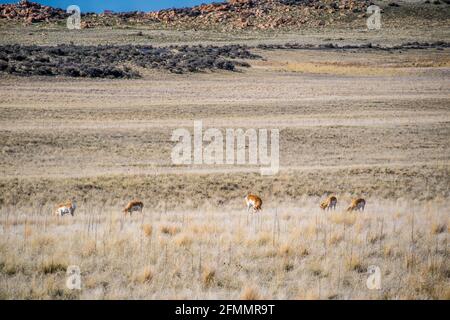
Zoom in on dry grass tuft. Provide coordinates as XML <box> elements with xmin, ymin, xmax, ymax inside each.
<box><xmin>24</xmin><ymin>224</ymin><xmax>32</xmax><ymax>238</ymax></box>
<box><xmin>431</xmin><ymin>222</ymin><xmax>447</xmax><ymax>235</ymax></box>
<box><xmin>30</xmin><ymin>235</ymin><xmax>55</xmax><ymax>248</ymax></box>
<box><xmin>345</xmin><ymin>255</ymin><xmax>366</xmax><ymax>273</ymax></box>
<box><xmin>368</xmin><ymin>233</ymin><xmax>386</xmax><ymax>244</ymax></box>
<box><xmin>404</xmin><ymin>254</ymin><xmax>416</xmax><ymax>270</ymax></box>
<box><xmin>423</xmin><ymin>257</ymin><xmax>447</xmax><ymax>277</ymax></box>
<box><xmin>383</xmin><ymin>244</ymin><xmax>394</xmax><ymax>257</ymax></box>
<box><xmin>256</xmin><ymin>232</ymin><xmax>272</xmax><ymax>246</ymax></box>
<box><xmin>0</xmin><ymin>259</ymin><xmax>25</xmax><ymax>276</ymax></box>
<box><xmin>173</xmin><ymin>233</ymin><xmax>192</xmax><ymax>248</ymax></box>
<box><xmin>142</xmin><ymin>224</ymin><xmax>153</xmax><ymax>237</ymax></box>
<box><xmin>299</xmin><ymin>247</ymin><xmax>310</xmax><ymax>257</ymax></box>
<box><xmin>304</xmin><ymin>222</ymin><xmax>318</xmax><ymax>239</ymax></box>
<box><xmin>133</xmin><ymin>266</ymin><xmax>154</xmax><ymax>284</ymax></box>
<box><xmin>308</xmin><ymin>260</ymin><xmax>325</xmax><ymax>277</ymax></box>
<box><xmin>190</xmin><ymin>223</ymin><xmax>218</xmax><ymax>234</ymax></box>
<box><xmin>278</xmin><ymin>243</ymin><xmax>292</xmax><ymax>257</ymax></box>
<box><xmin>39</xmin><ymin>259</ymin><xmax>67</xmax><ymax>275</ymax></box>
<box><xmin>283</xmin><ymin>261</ymin><xmax>294</xmax><ymax>272</ymax></box>
<box><xmin>244</xmin><ymin>232</ymin><xmax>272</xmax><ymax>247</ymax></box>
<box><xmin>329</xmin><ymin>211</ymin><xmax>358</xmax><ymax>226</ymax></box>
<box><xmin>240</xmin><ymin>286</ymin><xmax>261</xmax><ymax>300</ymax></box>
<box><xmin>81</xmin><ymin>240</ymin><xmax>97</xmax><ymax>257</ymax></box>
<box><xmin>201</xmin><ymin>266</ymin><xmax>216</xmax><ymax>287</ymax></box>
<box><xmin>327</xmin><ymin>232</ymin><xmax>344</xmax><ymax>246</ymax></box>
<box><xmin>160</xmin><ymin>225</ymin><xmax>181</xmax><ymax>236</ymax></box>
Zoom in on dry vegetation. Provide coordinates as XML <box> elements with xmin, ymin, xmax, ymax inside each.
<box><xmin>0</xmin><ymin>1</ymin><xmax>449</xmax><ymax>300</ymax></box>
<box><xmin>1</xmin><ymin>46</ymin><xmax>449</xmax><ymax>298</ymax></box>
<box><xmin>0</xmin><ymin>198</ymin><xmax>448</xmax><ymax>299</ymax></box>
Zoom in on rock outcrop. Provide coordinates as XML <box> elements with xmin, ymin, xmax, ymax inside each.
<box><xmin>0</xmin><ymin>0</ymin><xmax>66</xmax><ymax>23</ymax></box>
<box><xmin>144</xmin><ymin>0</ymin><xmax>370</xmax><ymax>30</ymax></box>
<box><xmin>1</xmin><ymin>0</ymin><xmax>370</xmax><ymax>29</ymax></box>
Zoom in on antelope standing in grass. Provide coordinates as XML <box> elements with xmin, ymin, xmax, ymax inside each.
<box><xmin>347</xmin><ymin>198</ymin><xmax>366</xmax><ymax>212</ymax></box>
<box><xmin>123</xmin><ymin>200</ymin><xmax>144</xmax><ymax>216</ymax></box>
<box><xmin>54</xmin><ymin>200</ymin><xmax>77</xmax><ymax>217</ymax></box>
<box><xmin>245</xmin><ymin>194</ymin><xmax>262</xmax><ymax>213</ymax></box>
<box><xmin>320</xmin><ymin>196</ymin><xmax>337</xmax><ymax>211</ymax></box>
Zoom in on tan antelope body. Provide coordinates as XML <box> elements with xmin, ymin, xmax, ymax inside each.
<box><xmin>54</xmin><ymin>200</ymin><xmax>77</xmax><ymax>216</ymax></box>
<box><xmin>124</xmin><ymin>200</ymin><xmax>144</xmax><ymax>215</ymax></box>
<box><xmin>347</xmin><ymin>198</ymin><xmax>366</xmax><ymax>212</ymax></box>
<box><xmin>245</xmin><ymin>194</ymin><xmax>262</xmax><ymax>213</ymax></box>
<box><xmin>320</xmin><ymin>196</ymin><xmax>337</xmax><ymax>210</ymax></box>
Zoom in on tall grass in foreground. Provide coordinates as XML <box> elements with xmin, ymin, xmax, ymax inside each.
<box><xmin>0</xmin><ymin>198</ymin><xmax>448</xmax><ymax>299</ymax></box>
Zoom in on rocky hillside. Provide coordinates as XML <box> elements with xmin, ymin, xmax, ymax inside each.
<box><xmin>145</xmin><ymin>0</ymin><xmax>369</xmax><ymax>30</ymax></box>
<box><xmin>1</xmin><ymin>0</ymin><xmax>449</xmax><ymax>30</ymax></box>
<box><xmin>0</xmin><ymin>0</ymin><xmax>66</xmax><ymax>23</ymax></box>
<box><xmin>1</xmin><ymin>0</ymin><xmax>369</xmax><ymax>29</ymax></box>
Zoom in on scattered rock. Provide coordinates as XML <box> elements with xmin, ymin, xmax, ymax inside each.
<box><xmin>144</xmin><ymin>0</ymin><xmax>370</xmax><ymax>30</ymax></box>
<box><xmin>0</xmin><ymin>0</ymin><xmax>370</xmax><ymax>29</ymax></box>
<box><xmin>0</xmin><ymin>0</ymin><xmax>66</xmax><ymax>23</ymax></box>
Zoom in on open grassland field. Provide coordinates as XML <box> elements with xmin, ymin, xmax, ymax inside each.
<box><xmin>0</xmin><ymin>1</ymin><xmax>449</xmax><ymax>300</ymax></box>
<box><xmin>1</xmin><ymin>48</ymin><xmax>449</xmax><ymax>207</ymax></box>
<box><xmin>0</xmin><ymin>199</ymin><xmax>448</xmax><ymax>299</ymax></box>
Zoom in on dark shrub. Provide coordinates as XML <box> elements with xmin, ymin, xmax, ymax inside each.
<box><xmin>63</xmin><ymin>67</ymin><xmax>81</xmax><ymax>77</ymax></box>
<box><xmin>0</xmin><ymin>43</ymin><xmax>261</xmax><ymax>78</ymax></box>
<box><xmin>86</xmin><ymin>67</ymin><xmax>104</xmax><ymax>78</ymax></box>
<box><xmin>36</xmin><ymin>66</ymin><xmax>53</xmax><ymax>76</ymax></box>
<box><xmin>0</xmin><ymin>61</ymin><xmax>8</xmax><ymax>71</ymax></box>
<box><xmin>10</xmin><ymin>54</ymin><xmax>27</xmax><ymax>61</ymax></box>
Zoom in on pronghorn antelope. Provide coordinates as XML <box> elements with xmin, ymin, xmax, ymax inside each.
<box><xmin>123</xmin><ymin>200</ymin><xmax>144</xmax><ymax>216</ymax></box>
<box><xmin>320</xmin><ymin>196</ymin><xmax>337</xmax><ymax>210</ymax></box>
<box><xmin>347</xmin><ymin>198</ymin><xmax>366</xmax><ymax>212</ymax></box>
<box><xmin>54</xmin><ymin>200</ymin><xmax>77</xmax><ymax>216</ymax></box>
<box><xmin>245</xmin><ymin>194</ymin><xmax>262</xmax><ymax>213</ymax></box>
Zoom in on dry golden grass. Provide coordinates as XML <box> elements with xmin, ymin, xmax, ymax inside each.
<box><xmin>0</xmin><ymin>198</ymin><xmax>448</xmax><ymax>299</ymax></box>
<box><xmin>142</xmin><ymin>224</ymin><xmax>153</xmax><ymax>237</ymax></box>
<box><xmin>240</xmin><ymin>286</ymin><xmax>261</xmax><ymax>300</ymax></box>
<box><xmin>81</xmin><ymin>240</ymin><xmax>97</xmax><ymax>258</ymax></box>
<box><xmin>329</xmin><ymin>211</ymin><xmax>357</xmax><ymax>226</ymax></box>
<box><xmin>278</xmin><ymin>243</ymin><xmax>293</xmax><ymax>257</ymax></box>
<box><xmin>132</xmin><ymin>266</ymin><xmax>154</xmax><ymax>284</ymax></box>
<box><xmin>327</xmin><ymin>232</ymin><xmax>344</xmax><ymax>246</ymax></box>
<box><xmin>383</xmin><ymin>244</ymin><xmax>394</xmax><ymax>258</ymax></box>
<box><xmin>0</xmin><ymin>31</ymin><xmax>448</xmax><ymax>300</ymax></box>
<box><xmin>39</xmin><ymin>259</ymin><xmax>68</xmax><ymax>275</ymax></box>
<box><xmin>201</xmin><ymin>266</ymin><xmax>216</xmax><ymax>288</ymax></box>
<box><xmin>160</xmin><ymin>225</ymin><xmax>181</xmax><ymax>236</ymax></box>
<box><xmin>280</xmin><ymin>62</ymin><xmax>406</xmax><ymax>76</ymax></box>
<box><xmin>345</xmin><ymin>255</ymin><xmax>366</xmax><ymax>273</ymax></box>
<box><xmin>279</xmin><ymin>59</ymin><xmax>450</xmax><ymax>76</ymax></box>
<box><xmin>431</xmin><ymin>222</ymin><xmax>447</xmax><ymax>235</ymax></box>
<box><xmin>173</xmin><ymin>233</ymin><xmax>193</xmax><ymax>248</ymax></box>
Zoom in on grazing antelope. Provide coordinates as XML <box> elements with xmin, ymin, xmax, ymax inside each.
<box><xmin>54</xmin><ymin>200</ymin><xmax>77</xmax><ymax>217</ymax></box>
<box><xmin>320</xmin><ymin>196</ymin><xmax>337</xmax><ymax>211</ymax></box>
<box><xmin>123</xmin><ymin>200</ymin><xmax>144</xmax><ymax>216</ymax></box>
<box><xmin>245</xmin><ymin>194</ymin><xmax>262</xmax><ymax>213</ymax></box>
<box><xmin>347</xmin><ymin>198</ymin><xmax>366</xmax><ymax>212</ymax></box>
